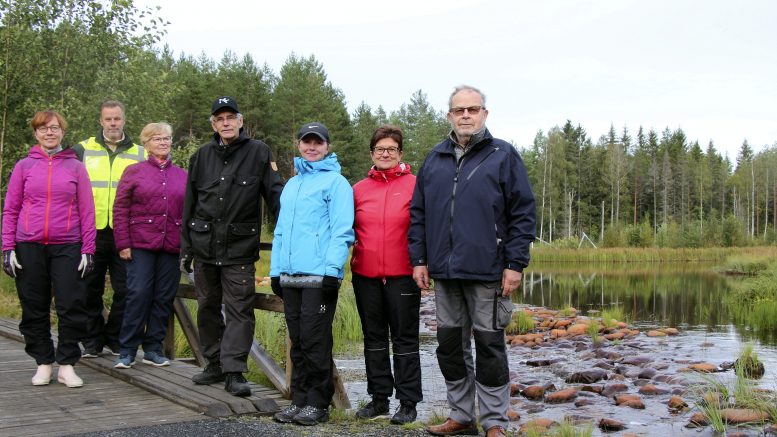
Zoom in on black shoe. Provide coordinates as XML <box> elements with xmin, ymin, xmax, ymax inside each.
<box><xmin>105</xmin><ymin>343</ymin><xmax>121</xmax><ymax>356</ymax></box>
<box><xmin>390</xmin><ymin>400</ymin><xmax>417</xmax><ymax>425</ymax></box>
<box><xmin>293</xmin><ymin>405</ymin><xmax>330</xmax><ymax>425</ymax></box>
<box><xmin>273</xmin><ymin>404</ymin><xmax>302</xmax><ymax>423</ymax></box>
<box><xmin>81</xmin><ymin>347</ymin><xmax>101</xmax><ymax>358</ymax></box>
<box><xmin>224</xmin><ymin>372</ymin><xmax>251</xmax><ymax>397</ymax></box>
<box><xmin>355</xmin><ymin>398</ymin><xmax>390</xmax><ymax>419</ymax></box>
<box><xmin>192</xmin><ymin>363</ymin><xmax>225</xmax><ymax>385</ymax></box>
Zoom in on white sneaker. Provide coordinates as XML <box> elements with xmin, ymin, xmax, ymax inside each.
<box><xmin>31</xmin><ymin>364</ymin><xmax>52</xmax><ymax>386</ymax></box>
<box><xmin>57</xmin><ymin>364</ymin><xmax>84</xmax><ymax>388</ymax></box>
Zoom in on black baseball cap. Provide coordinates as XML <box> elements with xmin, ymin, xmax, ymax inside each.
<box><xmin>211</xmin><ymin>96</ymin><xmax>240</xmax><ymax>115</ymax></box>
<box><xmin>297</xmin><ymin>122</ymin><xmax>330</xmax><ymax>143</ymax></box>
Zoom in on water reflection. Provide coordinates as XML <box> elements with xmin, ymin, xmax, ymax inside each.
<box><xmin>521</xmin><ymin>263</ymin><xmax>777</xmax><ymax>345</ymax></box>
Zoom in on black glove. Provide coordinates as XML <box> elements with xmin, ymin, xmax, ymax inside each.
<box><xmin>180</xmin><ymin>254</ymin><xmax>193</xmax><ymax>274</ymax></box>
<box><xmin>270</xmin><ymin>276</ymin><xmax>282</xmax><ymax>299</ymax></box>
<box><xmin>3</xmin><ymin>250</ymin><xmax>22</xmax><ymax>278</ymax></box>
<box><xmin>322</xmin><ymin>275</ymin><xmax>341</xmax><ymax>302</ymax></box>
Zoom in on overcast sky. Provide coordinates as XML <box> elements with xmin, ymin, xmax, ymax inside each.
<box><xmin>138</xmin><ymin>0</ymin><xmax>776</xmax><ymax>161</ymax></box>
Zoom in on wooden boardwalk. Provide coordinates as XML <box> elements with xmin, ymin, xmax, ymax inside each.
<box><xmin>0</xmin><ymin>317</ymin><xmax>289</xmax><ymax>437</ymax></box>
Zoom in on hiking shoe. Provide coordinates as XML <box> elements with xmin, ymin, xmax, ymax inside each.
<box><xmin>355</xmin><ymin>398</ymin><xmax>390</xmax><ymax>419</ymax></box>
<box><xmin>114</xmin><ymin>355</ymin><xmax>135</xmax><ymax>369</ymax></box>
<box><xmin>390</xmin><ymin>400</ymin><xmax>417</xmax><ymax>425</ymax></box>
<box><xmin>142</xmin><ymin>351</ymin><xmax>170</xmax><ymax>367</ymax></box>
<box><xmin>293</xmin><ymin>405</ymin><xmax>330</xmax><ymax>425</ymax></box>
<box><xmin>105</xmin><ymin>343</ymin><xmax>121</xmax><ymax>356</ymax></box>
<box><xmin>273</xmin><ymin>404</ymin><xmax>302</xmax><ymax>423</ymax></box>
<box><xmin>81</xmin><ymin>347</ymin><xmax>101</xmax><ymax>358</ymax></box>
<box><xmin>224</xmin><ymin>372</ymin><xmax>251</xmax><ymax>397</ymax></box>
<box><xmin>192</xmin><ymin>363</ymin><xmax>225</xmax><ymax>385</ymax></box>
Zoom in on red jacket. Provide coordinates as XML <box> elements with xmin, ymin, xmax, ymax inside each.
<box><xmin>2</xmin><ymin>146</ymin><xmax>96</xmax><ymax>253</ymax></box>
<box><xmin>351</xmin><ymin>163</ymin><xmax>415</xmax><ymax>278</ymax></box>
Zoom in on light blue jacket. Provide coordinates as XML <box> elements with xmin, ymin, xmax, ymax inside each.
<box><xmin>270</xmin><ymin>153</ymin><xmax>355</xmax><ymax>279</ymax></box>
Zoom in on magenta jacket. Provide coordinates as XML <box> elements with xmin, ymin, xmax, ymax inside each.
<box><xmin>112</xmin><ymin>157</ymin><xmax>187</xmax><ymax>254</ymax></box>
<box><xmin>2</xmin><ymin>146</ymin><xmax>96</xmax><ymax>253</ymax></box>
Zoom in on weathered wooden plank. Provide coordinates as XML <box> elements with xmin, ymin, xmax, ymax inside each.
<box><xmin>249</xmin><ymin>339</ymin><xmax>289</xmax><ymax>398</ymax></box>
<box><xmin>173</xmin><ymin>297</ymin><xmax>205</xmax><ymax>366</ymax></box>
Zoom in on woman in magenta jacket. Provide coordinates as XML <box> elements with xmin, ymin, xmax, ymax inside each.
<box><xmin>2</xmin><ymin>110</ymin><xmax>96</xmax><ymax>388</ymax></box>
<box><xmin>351</xmin><ymin>125</ymin><xmax>421</xmax><ymax>424</ymax></box>
<box><xmin>111</xmin><ymin>122</ymin><xmax>187</xmax><ymax>369</ymax></box>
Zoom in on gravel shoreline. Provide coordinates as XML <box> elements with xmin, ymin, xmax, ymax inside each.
<box><xmin>69</xmin><ymin>416</ymin><xmax>433</xmax><ymax>437</ymax></box>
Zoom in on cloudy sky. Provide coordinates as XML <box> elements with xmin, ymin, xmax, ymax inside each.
<box><xmin>138</xmin><ymin>0</ymin><xmax>776</xmax><ymax>161</ymax></box>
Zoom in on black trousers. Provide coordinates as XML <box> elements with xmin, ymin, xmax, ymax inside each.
<box><xmin>194</xmin><ymin>262</ymin><xmax>256</xmax><ymax>373</ymax></box>
<box><xmin>352</xmin><ymin>274</ymin><xmax>422</xmax><ymax>403</ymax></box>
<box><xmin>82</xmin><ymin>228</ymin><xmax>127</xmax><ymax>350</ymax></box>
<box><xmin>282</xmin><ymin>287</ymin><xmax>338</xmax><ymax>409</ymax></box>
<box><xmin>15</xmin><ymin>242</ymin><xmax>88</xmax><ymax>365</ymax></box>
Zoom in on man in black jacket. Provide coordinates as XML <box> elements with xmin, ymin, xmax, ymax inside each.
<box><xmin>409</xmin><ymin>85</ymin><xmax>536</xmax><ymax>437</ymax></box>
<box><xmin>180</xmin><ymin>96</ymin><xmax>283</xmax><ymax>397</ymax></box>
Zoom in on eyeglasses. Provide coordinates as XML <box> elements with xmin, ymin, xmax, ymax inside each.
<box><xmin>449</xmin><ymin>106</ymin><xmax>484</xmax><ymax>116</ymax></box>
<box><xmin>373</xmin><ymin>147</ymin><xmax>401</xmax><ymax>155</ymax></box>
<box><xmin>212</xmin><ymin>114</ymin><xmax>239</xmax><ymax>124</ymax></box>
<box><xmin>36</xmin><ymin>126</ymin><xmax>62</xmax><ymax>134</ymax></box>
<box><xmin>150</xmin><ymin>136</ymin><xmax>172</xmax><ymax>143</ymax></box>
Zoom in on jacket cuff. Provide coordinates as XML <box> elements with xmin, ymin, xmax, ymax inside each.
<box><xmin>411</xmin><ymin>257</ymin><xmax>426</xmax><ymax>267</ymax></box>
<box><xmin>505</xmin><ymin>262</ymin><xmax>525</xmax><ymax>273</ymax></box>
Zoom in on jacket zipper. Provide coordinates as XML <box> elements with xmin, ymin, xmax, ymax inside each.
<box><xmin>43</xmin><ymin>158</ymin><xmax>53</xmax><ymax>244</ymax></box>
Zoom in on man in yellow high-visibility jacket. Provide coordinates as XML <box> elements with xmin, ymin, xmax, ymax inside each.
<box><xmin>73</xmin><ymin>100</ymin><xmax>146</xmax><ymax>357</ymax></box>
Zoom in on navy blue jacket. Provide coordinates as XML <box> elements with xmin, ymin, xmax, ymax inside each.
<box><xmin>408</xmin><ymin>129</ymin><xmax>536</xmax><ymax>281</ymax></box>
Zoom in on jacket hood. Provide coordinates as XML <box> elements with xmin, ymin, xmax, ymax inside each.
<box><xmin>367</xmin><ymin>162</ymin><xmax>412</xmax><ymax>181</ymax></box>
<box><xmin>28</xmin><ymin>145</ymin><xmax>78</xmax><ymax>160</ymax></box>
<box><xmin>294</xmin><ymin>152</ymin><xmax>342</xmax><ymax>175</ymax></box>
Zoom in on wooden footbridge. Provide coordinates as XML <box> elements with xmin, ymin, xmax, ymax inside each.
<box><xmin>0</xmin><ymin>279</ymin><xmax>350</xmax><ymax>436</ymax></box>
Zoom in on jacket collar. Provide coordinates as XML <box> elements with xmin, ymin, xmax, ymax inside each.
<box><xmin>437</xmin><ymin>128</ymin><xmax>493</xmax><ymax>155</ymax></box>
<box><xmin>96</xmin><ymin>130</ymin><xmax>134</xmax><ymax>151</ymax></box>
<box><xmin>294</xmin><ymin>152</ymin><xmax>342</xmax><ymax>175</ymax></box>
<box><xmin>367</xmin><ymin>162</ymin><xmax>411</xmax><ymax>181</ymax></box>
<box><xmin>29</xmin><ymin>145</ymin><xmax>77</xmax><ymax>160</ymax></box>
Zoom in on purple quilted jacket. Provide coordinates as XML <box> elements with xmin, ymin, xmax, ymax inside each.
<box><xmin>112</xmin><ymin>157</ymin><xmax>187</xmax><ymax>254</ymax></box>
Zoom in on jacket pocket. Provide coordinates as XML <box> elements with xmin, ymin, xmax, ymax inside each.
<box><xmin>188</xmin><ymin>218</ymin><xmax>213</xmax><ymax>258</ymax></box>
<box><xmin>227</xmin><ymin>222</ymin><xmax>259</xmax><ymax>259</ymax></box>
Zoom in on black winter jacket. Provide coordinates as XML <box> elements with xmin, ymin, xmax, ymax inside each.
<box><xmin>180</xmin><ymin>132</ymin><xmax>283</xmax><ymax>265</ymax></box>
<box><xmin>408</xmin><ymin>129</ymin><xmax>536</xmax><ymax>281</ymax></box>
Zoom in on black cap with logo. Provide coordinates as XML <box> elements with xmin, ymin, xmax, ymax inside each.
<box><xmin>297</xmin><ymin>122</ymin><xmax>330</xmax><ymax>143</ymax></box>
<box><xmin>211</xmin><ymin>96</ymin><xmax>240</xmax><ymax>115</ymax></box>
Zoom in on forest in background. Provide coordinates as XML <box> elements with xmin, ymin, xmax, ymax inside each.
<box><xmin>2</xmin><ymin>0</ymin><xmax>776</xmax><ymax>248</ymax></box>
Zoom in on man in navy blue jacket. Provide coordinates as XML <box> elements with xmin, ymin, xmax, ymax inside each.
<box><xmin>409</xmin><ymin>85</ymin><xmax>535</xmax><ymax>437</ymax></box>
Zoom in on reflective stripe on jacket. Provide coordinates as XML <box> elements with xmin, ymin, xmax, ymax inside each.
<box><xmin>79</xmin><ymin>136</ymin><xmax>145</xmax><ymax>229</ymax></box>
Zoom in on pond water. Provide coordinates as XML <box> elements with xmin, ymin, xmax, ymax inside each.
<box><xmin>335</xmin><ymin>263</ymin><xmax>777</xmax><ymax>435</ymax></box>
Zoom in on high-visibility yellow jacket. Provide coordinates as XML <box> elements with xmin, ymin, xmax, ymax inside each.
<box><xmin>77</xmin><ymin>136</ymin><xmax>146</xmax><ymax>229</ymax></box>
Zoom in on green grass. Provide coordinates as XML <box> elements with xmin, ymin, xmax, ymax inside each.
<box><xmin>558</xmin><ymin>306</ymin><xmax>575</xmax><ymax>317</ymax></box>
<box><xmin>505</xmin><ymin>309</ymin><xmax>535</xmax><ymax>335</ymax></box>
<box><xmin>531</xmin><ymin>246</ymin><xmax>777</xmax><ymax>263</ymax></box>
<box><xmin>523</xmin><ymin>419</ymin><xmax>593</xmax><ymax>437</ymax></box>
<box><xmin>601</xmin><ymin>306</ymin><xmax>626</xmax><ymax>327</ymax></box>
<box><xmin>586</xmin><ymin>321</ymin><xmax>601</xmax><ymax>344</ymax></box>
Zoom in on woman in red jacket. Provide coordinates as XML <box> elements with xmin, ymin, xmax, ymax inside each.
<box><xmin>351</xmin><ymin>125</ymin><xmax>421</xmax><ymax>424</ymax></box>
<box><xmin>2</xmin><ymin>110</ymin><xmax>96</xmax><ymax>388</ymax></box>
<box><xmin>111</xmin><ymin>122</ymin><xmax>187</xmax><ymax>369</ymax></box>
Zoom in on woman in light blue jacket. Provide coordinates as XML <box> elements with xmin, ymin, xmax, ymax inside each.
<box><xmin>270</xmin><ymin>122</ymin><xmax>354</xmax><ymax>426</ymax></box>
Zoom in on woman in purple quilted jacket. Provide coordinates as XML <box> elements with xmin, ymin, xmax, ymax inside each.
<box><xmin>111</xmin><ymin>122</ymin><xmax>187</xmax><ymax>369</ymax></box>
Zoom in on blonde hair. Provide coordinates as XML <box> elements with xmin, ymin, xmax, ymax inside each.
<box><xmin>139</xmin><ymin>122</ymin><xmax>173</xmax><ymax>145</ymax></box>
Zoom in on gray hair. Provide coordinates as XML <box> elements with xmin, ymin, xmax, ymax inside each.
<box><xmin>209</xmin><ymin>112</ymin><xmax>242</xmax><ymax>123</ymax></box>
<box><xmin>448</xmin><ymin>85</ymin><xmax>487</xmax><ymax>109</ymax></box>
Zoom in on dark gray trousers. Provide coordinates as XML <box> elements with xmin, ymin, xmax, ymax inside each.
<box><xmin>194</xmin><ymin>262</ymin><xmax>256</xmax><ymax>373</ymax></box>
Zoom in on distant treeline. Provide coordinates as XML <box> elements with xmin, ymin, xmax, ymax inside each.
<box><xmin>2</xmin><ymin>0</ymin><xmax>775</xmax><ymax>248</ymax></box>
